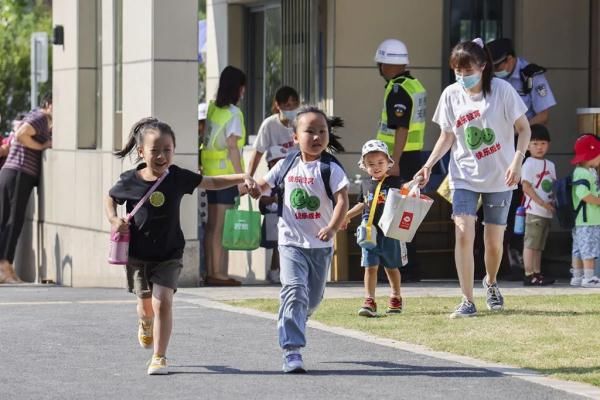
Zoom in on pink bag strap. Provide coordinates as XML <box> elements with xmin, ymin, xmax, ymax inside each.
<box><xmin>125</xmin><ymin>169</ymin><xmax>169</xmax><ymax>222</ymax></box>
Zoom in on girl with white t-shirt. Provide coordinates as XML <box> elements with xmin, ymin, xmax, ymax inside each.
<box><xmin>252</xmin><ymin>106</ymin><xmax>349</xmax><ymax>373</ymax></box>
<box><xmin>415</xmin><ymin>38</ymin><xmax>531</xmax><ymax>318</ymax></box>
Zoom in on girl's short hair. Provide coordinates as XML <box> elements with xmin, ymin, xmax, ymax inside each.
<box><xmin>271</xmin><ymin>86</ymin><xmax>300</xmax><ymax>114</ymax></box>
<box><xmin>449</xmin><ymin>40</ymin><xmax>494</xmax><ymax>96</ymax></box>
<box><xmin>292</xmin><ymin>106</ymin><xmax>345</xmax><ymax>153</ymax></box>
<box><xmin>215</xmin><ymin>66</ymin><xmax>246</xmax><ymax>108</ymax></box>
<box><xmin>115</xmin><ymin>117</ymin><xmax>176</xmax><ymax>161</ymax></box>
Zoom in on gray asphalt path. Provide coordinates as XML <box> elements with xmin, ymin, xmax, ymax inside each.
<box><xmin>0</xmin><ymin>286</ymin><xmax>587</xmax><ymax>400</ymax></box>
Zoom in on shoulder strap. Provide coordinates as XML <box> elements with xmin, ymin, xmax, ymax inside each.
<box><xmin>320</xmin><ymin>152</ymin><xmax>345</xmax><ymax>203</ymax></box>
<box><xmin>525</xmin><ymin>160</ymin><xmax>547</xmax><ymax>210</ymax></box>
<box><xmin>572</xmin><ymin>178</ymin><xmax>592</xmax><ymax>223</ymax></box>
<box><xmin>276</xmin><ymin>149</ymin><xmax>301</xmax><ymax>217</ymax></box>
<box><xmin>126</xmin><ymin>169</ymin><xmax>169</xmax><ymax>222</ymax></box>
<box><xmin>366</xmin><ymin>177</ymin><xmax>386</xmax><ymax>228</ymax></box>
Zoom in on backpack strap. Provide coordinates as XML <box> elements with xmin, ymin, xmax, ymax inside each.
<box><xmin>573</xmin><ymin>178</ymin><xmax>591</xmax><ymax>223</ymax></box>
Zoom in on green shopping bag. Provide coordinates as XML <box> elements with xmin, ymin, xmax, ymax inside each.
<box><xmin>222</xmin><ymin>196</ymin><xmax>262</xmax><ymax>250</ymax></box>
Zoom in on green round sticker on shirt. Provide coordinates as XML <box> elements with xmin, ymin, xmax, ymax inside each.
<box><xmin>541</xmin><ymin>179</ymin><xmax>553</xmax><ymax>193</ymax></box>
<box><xmin>149</xmin><ymin>191</ymin><xmax>165</xmax><ymax>207</ymax></box>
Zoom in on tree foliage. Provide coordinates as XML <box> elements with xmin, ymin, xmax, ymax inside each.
<box><xmin>0</xmin><ymin>0</ymin><xmax>51</xmax><ymax>133</ymax></box>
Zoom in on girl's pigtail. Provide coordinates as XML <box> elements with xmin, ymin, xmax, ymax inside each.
<box><xmin>114</xmin><ymin>117</ymin><xmax>158</xmax><ymax>159</ymax></box>
<box><xmin>327</xmin><ymin>116</ymin><xmax>345</xmax><ymax>153</ymax></box>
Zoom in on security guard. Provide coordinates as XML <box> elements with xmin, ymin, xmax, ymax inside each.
<box><xmin>374</xmin><ymin>39</ymin><xmax>427</xmax><ymax>179</ymax></box>
<box><xmin>487</xmin><ymin>38</ymin><xmax>556</xmax><ymax>125</ymax></box>
<box><xmin>374</xmin><ymin>39</ymin><xmax>427</xmax><ymax>282</ymax></box>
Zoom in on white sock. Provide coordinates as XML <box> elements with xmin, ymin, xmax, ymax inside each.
<box><xmin>584</xmin><ymin>269</ymin><xmax>594</xmax><ymax>279</ymax></box>
<box><xmin>572</xmin><ymin>268</ymin><xmax>583</xmax><ymax>278</ymax></box>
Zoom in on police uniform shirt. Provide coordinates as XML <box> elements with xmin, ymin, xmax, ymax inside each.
<box><xmin>109</xmin><ymin>164</ymin><xmax>203</xmax><ymax>261</ymax></box>
<box><xmin>506</xmin><ymin>57</ymin><xmax>556</xmax><ymax>120</ymax></box>
<box><xmin>385</xmin><ymin>72</ymin><xmax>414</xmax><ymax>130</ymax></box>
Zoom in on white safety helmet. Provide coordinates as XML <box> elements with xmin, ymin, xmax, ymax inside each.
<box><xmin>358</xmin><ymin>140</ymin><xmax>395</xmax><ymax>170</ymax></box>
<box><xmin>374</xmin><ymin>39</ymin><xmax>409</xmax><ymax>65</ymax></box>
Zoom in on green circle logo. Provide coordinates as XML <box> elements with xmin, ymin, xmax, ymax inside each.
<box><xmin>541</xmin><ymin>179</ymin><xmax>553</xmax><ymax>193</ymax></box>
<box><xmin>149</xmin><ymin>191</ymin><xmax>165</xmax><ymax>207</ymax></box>
<box><xmin>290</xmin><ymin>188</ymin><xmax>308</xmax><ymax>209</ymax></box>
<box><xmin>465</xmin><ymin>126</ymin><xmax>483</xmax><ymax>150</ymax></box>
<box><xmin>482</xmin><ymin>128</ymin><xmax>495</xmax><ymax>145</ymax></box>
<box><xmin>306</xmin><ymin>196</ymin><xmax>320</xmax><ymax>211</ymax></box>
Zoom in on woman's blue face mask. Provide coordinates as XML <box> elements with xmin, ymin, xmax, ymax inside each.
<box><xmin>455</xmin><ymin>71</ymin><xmax>482</xmax><ymax>90</ymax></box>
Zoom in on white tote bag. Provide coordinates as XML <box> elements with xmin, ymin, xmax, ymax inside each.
<box><xmin>378</xmin><ymin>184</ymin><xmax>434</xmax><ymax>243</ymax></box>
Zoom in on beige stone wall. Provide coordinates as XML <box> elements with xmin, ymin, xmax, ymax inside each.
<box><xmin>326</xmin><ymin>0</ymin><xmax>444</xmax><ymax>182</ymax></box>
<box><xmin>514</xmin><ymin>0</ymin><xmax>591</xmax><ymax>177</ymax></box>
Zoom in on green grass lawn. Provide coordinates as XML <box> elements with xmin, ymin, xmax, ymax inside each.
<box><xmin>228</xmin><ymin>295</ymin><xmax>600</xmax><ymax>387</ymax></box>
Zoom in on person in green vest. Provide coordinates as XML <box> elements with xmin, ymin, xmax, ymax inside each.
<box><xmin>374</xmin><ymin>39</ymin><xmax>427</xmax><ymax>281</ymax></box>
<box><xmin>201</xmin><ymin>66</ymin><xmax>247</xmax><ymax>286</ymax></box>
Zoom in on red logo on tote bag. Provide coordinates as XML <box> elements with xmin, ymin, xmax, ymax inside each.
<box><xmin>399</xmin><ymin>212</ymin><xmax>413</xmax><ymax>230</ymax></box>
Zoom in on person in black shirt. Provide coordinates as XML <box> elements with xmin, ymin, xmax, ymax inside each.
<box><xmin>344</xmin><ymin>140</ymin><xmax>408</xmax><ymax>317</ymax></box>
<box><xmin>105</xmin><ymin>117</ymin><xmax>256</xmax><ymax>375</ymax></box>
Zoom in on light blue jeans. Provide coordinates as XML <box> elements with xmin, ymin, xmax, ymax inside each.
<box><xmin>278</xmin><ymin>245</ymin><xmax>333</xmax><ymax>350</ymax></box>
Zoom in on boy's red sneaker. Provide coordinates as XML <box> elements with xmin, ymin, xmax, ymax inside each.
<box><xmin>386</xmin><ymin>296</ymin><xmax>403</xmax><ymax>314</ymax></box>
<box><xmin>358</xmin><ymin>297</ymin><xmax>377</xmax><ymax>317</ymax></box>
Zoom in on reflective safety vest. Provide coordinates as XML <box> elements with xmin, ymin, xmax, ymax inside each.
<box><xmin>201</xmin><ymin>101</ymin><xmax>246</xmax><ymax>176</ymax></box>
<box><xmin>376</xmin><ymin>76</ymin><xmax>427</xmax><ymax>154</ymax></box>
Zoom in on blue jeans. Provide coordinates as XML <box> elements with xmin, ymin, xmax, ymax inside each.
<box><xmin>278</xmin><ymin>245</ymin><xmax>333</xmax><ymax>350</ymax></box>
<box><xmin>452</xmin><ymin>189</ymin><xmax>512</xmax><ymax>225</ymax></box>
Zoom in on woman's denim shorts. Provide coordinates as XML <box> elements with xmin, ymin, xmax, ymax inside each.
<box><xmin>452</xmin><ymin>189</ymin><xmax>513</xmax><ymax>225</ymax></box>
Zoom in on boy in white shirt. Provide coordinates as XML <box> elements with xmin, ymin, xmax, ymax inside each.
<box><xmin>521</xmin><ymin>124</ymin><xmax>556</xmax><ymax>286</ymax></box>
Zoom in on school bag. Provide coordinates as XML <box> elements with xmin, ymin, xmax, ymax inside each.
<box><xmin>553</xmin><ymin>174</ymin><xmax>591</xmax><ymax>229</ymax></box>
<box><xmin>273</xmin><ymin>149</ymin><xmax>345</xmax><ymax>217</ymax></box>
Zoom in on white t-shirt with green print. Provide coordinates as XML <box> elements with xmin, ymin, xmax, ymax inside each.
<box><xmin>521</xmin><ymin>157</ymin><xmax>556</xmax><ymax>218</ymax></box>
<box><xmin>433</xmin><ymin>78</ymin><xmax>528</xmax><ymax>193</ymax></box>
<box><xmin>264</xmin><ymin>156</ymin><xmax>349</xmax><ymax>248</ymax></box>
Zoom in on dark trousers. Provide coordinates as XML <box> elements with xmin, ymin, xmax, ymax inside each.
<box><xmin>0</xmin><ymin>169</ymin><xmax>37</xmax><ymax>263</ymax></box>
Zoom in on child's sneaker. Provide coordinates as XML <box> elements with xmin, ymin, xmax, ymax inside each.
<box><xmin>523</xmin><ymin>273</ymin><xmax>555</xmax><ymax>286</ymax></box>
<box><xmin>449</xmin><ymin>297</ymin><xmax>477</xmax><ymax>318</ymax></box>
<box><xmin>570</xmin><ymin>269</ymin><xmax>583</xmax><ymax>286</ymax></box>
<box><xmin>582</xmin><ymin>276</ymin><xmax>600</xmax><ymax>288</ymax></box>
<box><xmin>282</xmin><ymin>348</ymin><xmax>306</xmax><ymax>373</ymax></box>
<box><xmin>358</xmin><ymin>297</ymin><xmax>377</xmax><ymax>317</ymax></box>
<box><xmin>386</xmin><ymin>296</ymin><xmax>403</xmax><ymax>314</ymax></box>
<box><xmin>570</xmin><ymin>276</ymin><xmax>583</xmax><ymax>286</ymax></box>
<box><xmin>482</xmin><ymin>276</ymin><xmax>504</xmax><ymax>311</ymax></box>
<box><xmin>147</xmin><ymin>355</ymin><xmax>168</xmax><ymax>375</ymax></box>
<box><xmin>138</xmin><ymin>319</ymin><xmax>153</xmax><ymax>349</ymax></box>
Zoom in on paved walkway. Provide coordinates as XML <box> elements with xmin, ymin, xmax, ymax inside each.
<box><xmin>1</xmin><ymin>284</ymin><xmax>599</xmax><ymax>399</ymax></box>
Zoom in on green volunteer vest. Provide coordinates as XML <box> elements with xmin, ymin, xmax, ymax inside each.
<box><xmin>376</xmin><ymin>76</ymin><xmax>426</xmax><ymax>154</ymax></box>
<box><xmin>201</xmin><ymin>101</ymin><xmax>246</xmax><ymax>176</ymax></box>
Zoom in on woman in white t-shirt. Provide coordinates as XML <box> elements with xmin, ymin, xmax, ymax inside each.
<box><xmin>247</xmin><ymin>86</ymin><xmax>300</xmax><ymax>176</ymax></box>
<box><xmin>415</xmin><ymin>38</ymin><xmax>531</xmax><ymax>318</ymax></box>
